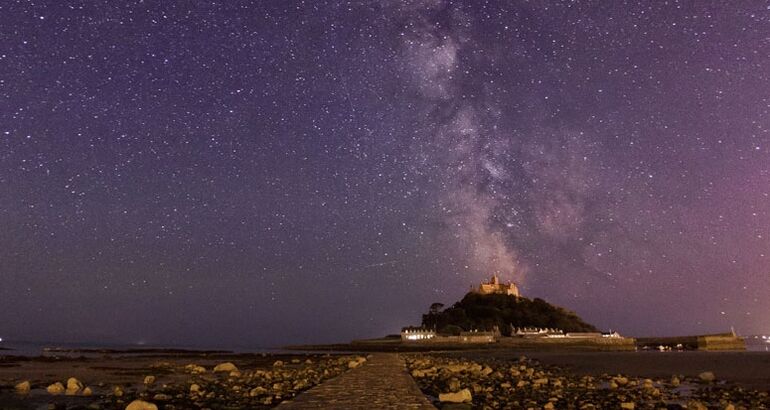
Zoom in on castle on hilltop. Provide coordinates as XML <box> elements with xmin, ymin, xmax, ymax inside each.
<box><xmin>472</xmin><ymin>274</ymin><xmax>520</xmax><ymax>297</ymax></box>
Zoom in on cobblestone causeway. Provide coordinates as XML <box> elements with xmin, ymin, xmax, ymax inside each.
<box><xmin>277</xmin><ymin>353</ymin><xmax>436</xmax><ymax>409</ymax></box>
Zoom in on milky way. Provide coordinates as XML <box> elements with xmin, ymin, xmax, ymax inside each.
<box><xmin>0</xmin><ymin>1</ymin><xmax>769</xmax><ymax>347</ymax></box>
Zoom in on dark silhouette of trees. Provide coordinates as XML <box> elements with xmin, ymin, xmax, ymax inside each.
<box><xmin>421</xmin><ymin>293</ymin><xmax>598</xmax><ymax>336</ymax></box>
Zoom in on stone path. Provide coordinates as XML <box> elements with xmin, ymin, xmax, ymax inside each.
<box><xmin>277</xmin><ymin>353</ymin><xmax>436</xmax><ymax>409</ymax></box>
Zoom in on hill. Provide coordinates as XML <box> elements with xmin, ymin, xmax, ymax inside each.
<box><xmin>422</xmin><ymin>292</ymin><xmax>599</xmax><ymax>336</ymax></box>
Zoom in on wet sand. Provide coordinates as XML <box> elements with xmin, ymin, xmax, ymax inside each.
<box><xmin>449</xmin><ymin>350</ymin><xmax>770</xmax><ymax>391</ymax></box>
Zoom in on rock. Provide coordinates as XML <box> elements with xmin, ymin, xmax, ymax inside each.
<box><xmin>82</xmin><ymin>386</ymin><xmax>93</xmax><ymax>396</ymax></box>
<box><xmin>440</xmin><ymin>404</ymin><xmax>471</xmax><ymax>410</ymax></box>
<box><xmin>614</xmin><ymin>376</ymin><xmax>629</xmax><ymax>386</ymax></box>
<box><xmin>480</xmin><ymin>366</ymin><xmax>493</xmax><ymax>376</ymax></box>
<box><xmin>347</xmin><ymin>356</ymin><xmax>367</xmax><ymax>368</ymax></box>
<box><xmin>698</xmin><ymin>371</ymin><xmax>715</xmax><ymax>383</ymax></box>
<box><xmin>291</xmin><ymin>358</ymin><xmax>300</xmax><ymax>364</ymax></box>
<box><xmin>249</xmin><ymin>386</ymin><xmax>268</xmax><ymax>397</ymax></box>
<box><xmin>273</xmin><ymin>360</ymin><xmax>284</xmax><ymax>367</ymax></box>
<box><xmin>445</xmin><ymin>364</ymin><xmax>469</xmax><ymax>373</ymax></box>
<box><xmin>189</xmin><ymin>383</ymin><xmax>201</xmax><ymax>393</ymax></box>
<box><xmin>671</xmin><ymin>376</ymin><xmax>680</xmax><ymax>387</ymax></box>
<box><xmin>438</xmin><ymin>388</ymin><xmax>472</xmax><ymax>403</ymax></box>
<box><xmin>66</xmin><ymin>377</ymin><xmax>83</xmax><ymax>395</ymax></box>
<box><xmin>213</xmin><ymin>362</ymin><xmax>238</xmax><ymax>372</ymax></box>
<box><xmin>152</xmin><ymin>394</ymin><xmax>171</xmax><ymax>401</ymax></box>
<box><xmin>723</xmin><ymin>404</ymin><xmax>735</xmax><ymax>410</ymax></box>
<box><xmin>47</xmin><ymin>382</ymin><xmax>65</xmax><ymax>395</ymax></box>
<box><xmin>14</xmin><ymin>381</ymin><xmax>31</xmax><ymax>394</ymax></box>
<box><xmin>447</xmin><ymin>377</ymin><xmax>461</xmax><ymax>392</ymax></box>
<box><xmin>687</xmin><ymin>401</ymin><xmax>708</xmax><ymax>410</ymax></box>
<box><xmin>533</xmin><ymin>378</ymin><xmax>549</xmax><ymax>386</ymax></box>
<box><xmin>229</xmin><ymin>370</ymin><xmax>242</xmax><ymax>377</ymax></box>
<box><xmin>144</xmin><ymin>375</ymin><xmax>156</xmax><ymax>385</ymax></box>
<box><xmin>620</xmin><ymin>403</ymin><xmax>635</xmax><ymax>410</ymax></box>
<box><xmin>411</xmin><ymin>369</ymin><xmax>426</xmax><ymax>378</ymax></box>
<box><xmin>347</xmin><ymin>360</ymin><xmax>362</xmax><ymax>368</ymax></box>
<box><xmin>113</xmin><ymin>386</ymin><xmax>124</xmax><ymax>397</ymax></box>
<box><xmin>125</xmin><ymin>400</ymin><xmax>158</xmax><ymax>410</ymax></box>
<box><xmin>184</xmin><ymin>364</ymin><xmax>206</xmax><ymax>374</ymax></box>
<box><xmin>544</xmin><ymin>403</ymin><xmax>555</xmax><ymax>410</ymax></box>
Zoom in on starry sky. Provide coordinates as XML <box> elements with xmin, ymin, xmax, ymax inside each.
<box><xmin>1</xmin><ymin>1</ymin><xmax>769</xmax><ymax>348</ymax></box>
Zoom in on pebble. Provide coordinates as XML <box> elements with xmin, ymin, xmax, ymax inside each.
<box><xmin>348</xmin><ymin>356</ymin><xmax>367</xmax><ymax>368</ymax></box>
<box><xmin>438</xmin><ymin>388</ymin><xmax>472</xmax><ymax>403</ymax></box>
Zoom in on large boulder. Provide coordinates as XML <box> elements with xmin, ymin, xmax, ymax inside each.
<box><xmin>249</xmin><ymin>386</ymin><xmax>268</xmax><ymax>397</ymax></box>
<box><xmin>438</xmin><ymin>388</ymin><xmax>472</xmax><ymax>403</ymax></box>
<box><xmin>125</xmin><ymin>400</ymin><xmax>159</xmax><ymax>410</ymax></box>
<box><xmin>213</xmin><ymin>362</ymin><xmax>238</xmax><ymax>373</ymax></box>
<box><xmin>66</xmin><ymin>377</ymin><xmax>83</xmax><ymax>395</ymax></box>
<box><xmin>14</xmin><ymin>381</ymin><xmax>30</xmax><ymax>394</ymax></box>
<box><xmin>698</xmin><ymin>371</ymin><xmax>715</xmax><ymax>383</ymax></box>
<box><xmin>47</xmin><ymin>382</ymin><xmax>65</xmax><ymax>395</ymax></box>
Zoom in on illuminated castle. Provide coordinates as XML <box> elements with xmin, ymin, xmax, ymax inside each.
<box><xmin>473</xmin><ymin>274</ymin><xmax>520</xmax><ymax>297</ymax></box>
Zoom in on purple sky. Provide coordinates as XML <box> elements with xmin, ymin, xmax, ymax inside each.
<box><xmin>1</xmin><ymin>1</ymin><xmax>769</xmax><ymax>348</ymax></box>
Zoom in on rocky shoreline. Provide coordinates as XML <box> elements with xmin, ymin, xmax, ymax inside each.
<box><xmin>0</xmin><ymin>353</ymin><xmax>367</xmax><ymax>409</ymax></box>
<box><xmin>405</xmin><ymin>354</ymin><xmax>770</xmax><ymax>409</ymax></box>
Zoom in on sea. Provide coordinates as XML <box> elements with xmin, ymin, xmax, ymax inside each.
<box><xmin>0</xmin><ymin>340</ymin><xmax>293</xmax><ymax>358</ymax></box>
<box><xmin>1</xmin><ymin>337</ymin><xmax>768</xmax><ymax>356</ymax></box>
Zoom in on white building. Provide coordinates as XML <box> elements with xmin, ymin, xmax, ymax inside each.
<box><xmin>401</xmin><ymin>326</ymin><xmax>436</xmax><ymax>341</ymax></box>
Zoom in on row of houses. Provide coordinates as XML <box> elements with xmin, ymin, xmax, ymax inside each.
<box><xmin>401</xmin><ymin>326</ymin><xmax>497</xmax><ymax>343</ymax></box>
<box><xmin>401</xmin><ymin>326</ymin><xmax>622</xmax><ymax>343</ymax></box>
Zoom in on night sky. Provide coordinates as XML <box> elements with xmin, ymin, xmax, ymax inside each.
<box><xmin>1</xmin><ymin>1</ymin><xmax>769</xmax><ymax>348</ymax></box>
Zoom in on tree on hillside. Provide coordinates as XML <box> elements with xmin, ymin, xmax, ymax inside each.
<box><xmin>421</xmin><ymin>292</ymin><xmax>598</xmax><ymax>335</ymax></box>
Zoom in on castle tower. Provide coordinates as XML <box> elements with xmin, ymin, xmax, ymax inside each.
<box><xmin>474</xmin><ymin>274</ymin><xmax>520</xmax><ymax>297</ymax></box>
